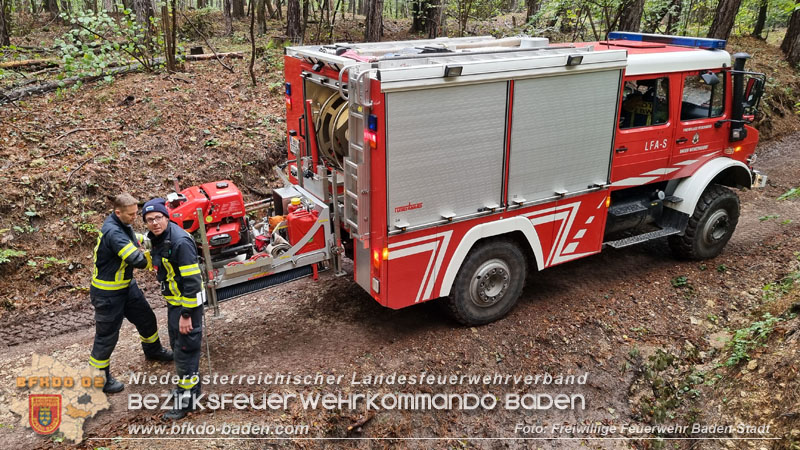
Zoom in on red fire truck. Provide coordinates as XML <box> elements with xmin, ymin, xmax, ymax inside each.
<box><xmin>170</xmin><ymin>32</ymin><xmax>766</xmax><ymax>325</ymax></box>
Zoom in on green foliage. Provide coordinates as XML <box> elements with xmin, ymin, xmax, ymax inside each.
<box><xmin>55</xmin><ymin>9</ymin><xmax>163</xmax><ymax>79</ymax></box>
<box><xmin>635</xmin><ymin>349</ymin><xmax>705</xmax><ymax>423</ymax></box>
<box><xmin>0</xmin><ymin>249</ymin><xmax>27</xmax><ymax>264</ymax></box>
<box><xmin>778</xmin><ymin>187</ymin><xmax>800</xmax><ymax>200</ymax></box>
<box><xmin>671</xmin><ymin>275</ymin><xmax>689</xmax><ymax>288</ymax></box>
<box><xmin>724</xmin><ymin>313</ymin><xmax>783</xmax><ymax>366</ymax></box>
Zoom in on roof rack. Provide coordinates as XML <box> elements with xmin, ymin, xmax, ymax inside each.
<box><xmin>607</xmin><ymin>31</ymin><xmax>726</xmax><ymax>50</ymax></box>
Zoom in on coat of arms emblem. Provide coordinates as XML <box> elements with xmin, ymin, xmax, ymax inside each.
<box><xmin>29</xmin><ymin>394</ymin><xmax>61</xmax><ymax>434</ymax></box>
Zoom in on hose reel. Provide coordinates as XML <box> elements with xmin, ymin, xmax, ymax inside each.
<box><xmin>314</xmin><ymin>90</ymin><xmax>349</xmax><ymax>170</ymax></box>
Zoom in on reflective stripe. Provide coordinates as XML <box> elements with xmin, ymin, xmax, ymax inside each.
<box><xmin>163</xmin><ymin>260</ymin><xmax>181</xmax><ymax>299</ymax></box>
<box><xmin>115</xmin><ymin>259</ymin><xmax>127</xmax><ymax>282</ymax></box>
<box><xmin>140</xmin><ymin>331</ymin><xmax>159</xmax><ymax>343</ymax></box>
<box><xmin>91</xmin><ymin>278</ymin><xmax>131</xmax><ymax>290</ymax></box>
<box><xmin>165</xmin><ymin>295</ymin><xmax>201</xmax><ymax>308</ymax></box>
<box><xmin>92</xmin><ymin>233</ymin><xmax>103</xmax><ymax>281</ymax></box>
<box><xmin>118</xmin><ymin>242</ymin><xmax>136</xmax><ymax>259</ymax></box>
<box><xmin>179</xmin><ymin>263</ymin><xmax>201</xmax><ymax>277</ymax></box>
<box><xmin>178</xmin><ymin>375</ymin><xmax>198</xmax><ymax>389</ymax></box>
<box><xmin>163</xmin><ymin>296</ymin><xmax>185</xmax><ymax>307</ymax></box>
<box><xmin>89</xmin><ymin>356</ymin><xmax>110</xmax><ymax>369</ymax></box>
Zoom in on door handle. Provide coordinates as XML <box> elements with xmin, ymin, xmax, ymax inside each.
<box><xmin>676</xmin><ymin>137</ymin><xmax>688</xmax><ymax>144</ymax></box>
<box><xmin>615</xmin><ymin>146</ymin><xmax>628</xmax><ymax>153</ymax></box>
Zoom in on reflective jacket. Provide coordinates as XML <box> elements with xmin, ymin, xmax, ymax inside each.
<box><xmin>90</xmin><ymin>213</ymin><xmax>148</xmax><ymax>296</ymax></box>
<box><xmin>149</xmin><ymin>221</ymin><xmax>203</xmax><ymax>314</ymax></box>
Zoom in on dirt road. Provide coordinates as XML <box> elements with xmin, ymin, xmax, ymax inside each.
<box><xmin>1</xmin><ymin>132</ymin><xmax>798</xmax><ymax>449</ymax></box>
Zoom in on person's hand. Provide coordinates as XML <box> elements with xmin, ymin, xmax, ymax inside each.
<box><xmin>179</xmin><ymin>315</ymin><xmax>192</xmax><ymax>334</ymax></box>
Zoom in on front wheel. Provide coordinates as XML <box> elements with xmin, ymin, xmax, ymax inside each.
<box><xmin>445</xmin><ymin>239</ymin><xmax>527</xmax><ymax>326</ymax></box>
<box><xmin>669</xmin><ymin>184</ymin><xmax>740</xmax><ymax>260</ymax></box>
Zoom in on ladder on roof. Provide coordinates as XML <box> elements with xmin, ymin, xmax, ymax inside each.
<box><xmin>342</xmin><ymin>65</ymin><xmax>371</xmax><ymax>242</ymax></box>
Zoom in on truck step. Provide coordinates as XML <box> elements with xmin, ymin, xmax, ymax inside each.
<box><xmin>213</xmin><ymin>265</ymin><xmax>314</xmax><ymax>302</ymax></box>
<box><xmin>608</xmin><ymin>201</ymin><xmax>648</xmax><ymax>217</ymax></box>
<box><xmin>664</xmin><ymin>195</ymin><xmax>683</xmax><ymax>203</ymax></box>
<box><xmin>604</xmin><ymin>227</ymin><xmax>682</xmax><ymax>249</ymax></box>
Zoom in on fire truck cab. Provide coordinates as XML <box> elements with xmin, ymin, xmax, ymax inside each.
<box><xmin>274</xmin><ymin>32</ymin><xmax>767</xmax><ymax>325</ymax></box>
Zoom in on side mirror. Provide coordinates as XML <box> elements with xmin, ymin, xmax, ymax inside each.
<box><xmin>743</xmin><ymin>77</ymin><xmax>764</xmax><ymax>109</ymax></box>
<box><xmin>700</xmin><ymin>71</ymin><xmax>720</xmax><ymax>86</ymax></box>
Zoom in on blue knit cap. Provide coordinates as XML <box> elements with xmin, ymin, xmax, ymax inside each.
<box><xmin>141</xmin><ymin>198</ymin><xmax>169</xmax><ymax>219</ymax></box>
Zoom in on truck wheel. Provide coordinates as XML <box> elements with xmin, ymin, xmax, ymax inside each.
<box><xmin>446</xmin><ymin>239</ymin><xmax>526</xmax><ymax>326</ymax></box>
<box><xmin>669</xmin><ymin>184</ymin><xmax>740</xmax><ymax>260</ymax></box>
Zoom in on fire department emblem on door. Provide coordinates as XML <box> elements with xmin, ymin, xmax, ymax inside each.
<box><xmin>692</xmin><ymin>132</ymin><xmax>700</xmax><ymax>144</ymax></box>
<box><xmin>29</xmin><ymin>394</ymin><xmax>61</xmax><ymax>434</ymax></box>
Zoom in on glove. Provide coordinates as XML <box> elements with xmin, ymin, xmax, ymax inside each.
<box><xmin>143</xmin><ymin>250</ymin><xmax>153</xmax><ymax>271</ymax></box>
<box><xmin>136</xmin><ymin>233</ymin><xmax>151</xmax><ymax>251</ymax></box>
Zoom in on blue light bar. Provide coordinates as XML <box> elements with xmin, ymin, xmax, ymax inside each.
<box><xmin>368</xmin><ymin>114</ymin><xmax>378</xmax><ymax>132</ymax></box>
<box><xmin>285</xmin><ymin>82</ymin><xmax>291</xmax><ymax>96</ymax></box>
<box><xmin>607</xmin><ymin>31</ymin><xmax>726</xmax><ymax>50</ymax></box>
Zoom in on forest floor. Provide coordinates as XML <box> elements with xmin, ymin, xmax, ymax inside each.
<box><xmin>1</xmin><ymin>16</ymin><xmax>800</xmax><ymax>449</ymax></box>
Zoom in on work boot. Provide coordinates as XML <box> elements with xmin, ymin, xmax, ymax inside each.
<box><xmin>144</xmin><ymin>347</ymin><xmax>174</xmax><ymax>362</ymax></box>
<box><xmin>163</xmin><ymin>388</ymin><xmax>195</xmax><ymax>420</ymax></box>
<box><xmin>101</xmin><ymin>367</ymin><xmax>124</xmax><ymax>394</ymax></box>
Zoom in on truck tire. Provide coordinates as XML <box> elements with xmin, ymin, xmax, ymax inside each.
<box><xmin>445</xmin><ymin>239</ymin><xmax>526</xmax><ymax>326</ymax></box>
<box><xmin>669</xmin><ymin>184</ymin><xmax>740</xmax><ymax>260</ymax></box>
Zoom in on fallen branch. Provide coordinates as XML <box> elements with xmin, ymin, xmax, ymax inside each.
<box><xmin>66</xmin><ymin>157</ymin><xmax>95</xmax><ymax>184</ymax></box>
<box><xmin>0</xmin><ymin>59</ymin><xmax>59</xmax><ymax>69</ymax></box>
<box><xmin>346</xmin><ymin>414</ymin><xmax>374</xmax><ymax>434</ymax></box>
<box><xmin>47</xmin><ymin>284</ymin><xmax>75</xmax><ymax>296</ymax></box>
<box><xmin>56</xmin><ymin>127</ymin><xmax>114</xmax><ymax>140</ymax></box>
<box><xmin>185</xmin><ymin>52</ymin><xmax>243</xmax><ymax>61</ymax></box>
<box><xmin>0</xmin><ymin>63</ymin><xmax>145</xmax><ymax>105</ymax></box>
<box><xmin>0</xmin><ymin>54</ymin><xmax>241</xmax><ymax>105</ymax></box>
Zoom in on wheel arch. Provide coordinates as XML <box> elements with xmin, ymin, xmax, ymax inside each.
<box><xmin>666</xmin><ymin>157</ymin><xmax>751</xmax><ymax>216</ymax></box>
<box><xmin>438</xmin><ymin>216</ymin><xmax>543</xmax><ymax>298</ymax></box>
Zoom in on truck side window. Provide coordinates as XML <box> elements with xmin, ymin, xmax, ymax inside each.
<box><xmin>619</xmin><ymin>77</ymin><xmax>669</xmax><ymax>129</ymax></box>
<box><xmin>681</xmin><ymin>71</ymin><xmax>725</xmax><ymax>120</ymax></box>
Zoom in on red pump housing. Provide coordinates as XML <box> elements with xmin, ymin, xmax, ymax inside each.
<box><xmin>166</xmin><ymin>180</ymin><xmax>247</xmax><ymax>249</ymax></box>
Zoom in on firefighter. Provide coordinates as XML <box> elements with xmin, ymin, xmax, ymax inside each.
<box><xmin>142</xmin><ymin>198</ymin><xmax>204</xmax><ymax>420</ymax></box>
<box><xmin>89</xmin><ymin>193</ymin><xmax>173</xmax><ymax>394</ymax></box>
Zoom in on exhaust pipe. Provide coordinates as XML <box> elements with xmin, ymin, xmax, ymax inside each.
<box><xmin>730</xmin><ymin>52</ymin><xmax>751</xmax><ymax>142</ymax></box>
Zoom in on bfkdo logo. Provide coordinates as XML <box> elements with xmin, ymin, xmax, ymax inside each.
<box><xmin>28</xmin><ymin>394</ymin><xmax>62</xmax><ymax>435</ymax></box>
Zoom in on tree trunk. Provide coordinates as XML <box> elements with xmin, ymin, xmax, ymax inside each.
<box><xmin>257</xmin><ymin>0</ymin><xmax>267</xmax><ymax>31</ymax></box>
<box><xmin>617</xmin><ymin>0</ymin><xmax>645</xmax><ymax>31</ymax></box>
<box><xmin>301</xmin><ymin>0</ymin><xmax>309</xmax><ymax>34</ymax></box>
<box><xmin>287</xmin><ymin>0</ymin><xmax>301</xmax><ymax>42</ymax></box>
<box><xmin>707</xmin><ymin>0</ymin><xmax>743</xmax><ymax>40</ymax></box>
<box><xmin>0</xmin><ymin>0</ymin><xmax>10</xmax><ymax>47</ymax></box>
<box><xmin>223</xmin><ymin>0</ymin><xmax>233</xmax><ymax>34</ymax></box>
<box><xmin>665</xmin><ymin>0</ymin><xmax>682</xmax><ymax>34</ymax></box>
<box><xmin>410</xmin><ymin>0</ymin><xmax>423</xmax><ymax>31</ymax></box>
<box><xmin>525</xmin><ymin>0</ymin><xmax>539</xmax><ymax>23</ymax></box>
<box><xmin>752</xmin><ymin>0</ymin><xmax>768</xmax><ymax>38</ymax></box>
<box><xmin>44</xmin><ymin>0</ymin><xmax>58</xmax><ymax>18</ymax></box>
<box><xmin>275</xmin><ymin>0</ymin><xmax>282</xmax><ymax>19</ymax></box>
<box><xmin>232</xmin><ymin>0</ymin><xmax>244</xmax><ymax>18</ymax></box>
<box><xmin>132</xmin><ymin>0</ymin><xmax>154</xmax><ymax>26</ymax></box>
<box><xmin>781</xmin><ymin>1</ymin><xmax>800</xmax><ymax>65</ymax></box>
<box><xmin>363</xmin><ymin>0</ymin><xmax>382</xmax><ymax>41</ymax></box>
<box><xmin>411</xmin><ymin>0</ymin><xmax>439</xmax><ymax>35</ymax></box>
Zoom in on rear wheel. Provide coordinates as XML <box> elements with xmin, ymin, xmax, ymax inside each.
<box><xmin>446</xmin><ymin>239</ymin><xmax>527</xmax><ymax>326</ymax></box>
<box><xmin>669</xmin><ymin>184</ymin><xmax>740</xmax><ymax>260</ymax></box>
